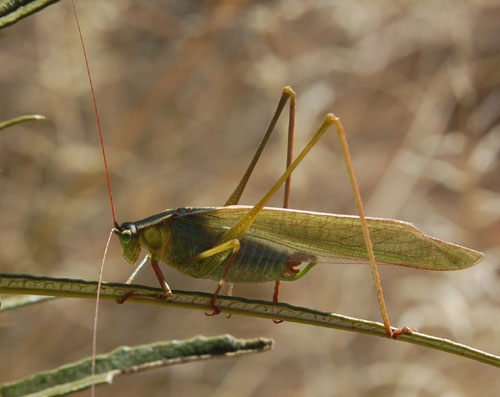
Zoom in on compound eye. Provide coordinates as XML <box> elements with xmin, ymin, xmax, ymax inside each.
<box><xmin>118</xmin><ymin>223</ymin><xmax>137</xmax><ymax>242</ymax></box>
<box><xmin>121</xmin><ymin>229</ymin><xmax>133</xmax><ymax>243</ymax></box>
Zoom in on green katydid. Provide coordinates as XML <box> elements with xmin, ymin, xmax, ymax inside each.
<box><xmin>71</xmin><ymin>3</ymin><xmax>483</xmax><ymax>342</ymax></box>
<box><xmin>111</xmin><ymin>90</ymin><xmax>482</xmax><ymax>339</ymax></box>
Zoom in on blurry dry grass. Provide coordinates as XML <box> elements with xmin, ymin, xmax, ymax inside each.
<box><xmin>1</xmin><ymin>1</ymin><xmax>499</xmax><ymax>396</ymax></box>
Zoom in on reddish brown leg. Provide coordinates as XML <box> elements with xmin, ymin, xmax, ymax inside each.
<box><xmin>282</xmin><ymin>85</ymin><xmax>296</xmax><ymax>210</ymax></box>
<box><xmin>226</xmin><ymin>283</ymin><xmax>233</xmax><ymax>319</ymax></box>
<box><xmin>272</xmin><ymin>281</ymin><xmax>284</xmax><ymax>324</ymax></box>
<box><xmin>205</xmin><ymin>248</ymin><xmax>240</xmax><ymax>316</ymax></box>
<box><xmin>215</xmin><ymin>87</ymin><xmax>296</xmax><ymax>320</ymax></box>
<box><xmin>273</xmin><ymin>281</ymin><xmax>281</xmax><ymax>303</ymax></box>
<box><xmin>272</xmin><ymin>84</ymin><xmax>296</xmax><ymax>324</ymax></box>
<box><xmin>117</xmin><ymin>259</ymin><xmax>172</xmax><ymax>304</ymax></box>
<box><xmin>150</xmin><ymin>259</ymin><xmax>172</xmax><ymax>297</ymax></box>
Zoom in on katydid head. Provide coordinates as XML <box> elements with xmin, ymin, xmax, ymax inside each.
<box><xmin>114</xmin><ymin>223</ymin><xmax>142</xmax><ymax>265</ymax></box>
<box><xmin>114</xmin><ymin>218</ymin><xmax>173</xmax><ymax>265</ymax></box>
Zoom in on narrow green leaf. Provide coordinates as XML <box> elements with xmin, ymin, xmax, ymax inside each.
<box><xmin>0</xmin><ymin>115</ymin><xmax>45</xmax><ymax>131</ymax></box>
<box><xmin>0</xmin><ymin>335</ymin><xmax>273</xmax><ymax>397</ymax></box>
<box><xmin>0</xmin><ymin>295</ymin><xmax>56</xmax><ymax>311</ymax></box>
<box><xmin>0</xmin><ymin>1</ymin><xmax>58</xmax><ymax>29</ymax></box>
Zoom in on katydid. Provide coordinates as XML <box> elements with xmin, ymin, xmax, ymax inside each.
<box><xmin>111</xmin><ymin>99</ymin><xmax>483</xmax><ymax>339</ymax></box>
<box><xmin>70</xmin><ymin>2</ymin><xmax>483</xmax><ymax>343</ymax></box>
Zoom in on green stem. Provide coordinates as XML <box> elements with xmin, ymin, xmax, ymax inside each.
<box><xmin>0</xmin><ymin>0</ymin><xmax>59</xmax><ymax>29</ymax></box>
<box><xmin>0</xmin><ymin>115</ymin><xmax>45</xmax><ymax>131</ymax></box>
<box><xmin>1</xmin><ymin>273</ymin><xmax>499</xmax><ymax>368</ymax></box>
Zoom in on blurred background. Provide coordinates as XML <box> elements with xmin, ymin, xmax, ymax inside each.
<box><xmin>1</xmin><ymin>0</ymin><xmax>499</xmax><ymax>395</ymax></box>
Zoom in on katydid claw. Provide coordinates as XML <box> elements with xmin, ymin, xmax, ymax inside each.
<box><xmin>205</xmin><ymin>306</ymin><xmax>221</xmax><ymax>316</ymax></box>
<box><xmin>116</xmin><ymin>291</ymin><xmax>170</xmax><ymax>304</ymax></box>
<box><xmin>392</xmin><ymin>326</ymin><xmax>416</xmax><ymax>339</ymax></box>
<box><xmin>116</xmin><ymin>291</ymin><xmax>134</xmax><ymax>304</ymax></box>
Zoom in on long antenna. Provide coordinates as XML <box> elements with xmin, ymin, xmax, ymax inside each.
<box><xmin>71</xmin><ymin>2</ymin><xmax>119</xmax><ymax>396</ymax></box>
<box><xmin>71</xmin><ymin>0</ymin><xmax>118</xmax><ymax>229</ymax></box>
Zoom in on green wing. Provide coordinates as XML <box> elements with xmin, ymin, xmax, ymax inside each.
<box><xmin>186</xmin><ymin>206</ymin><xmax>483</xmax><ymax>271</ymax></box>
